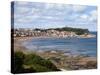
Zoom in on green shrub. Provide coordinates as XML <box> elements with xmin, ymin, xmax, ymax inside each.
<box><xmin>24</xmin><ymin>53</ymin><xmax>60</xmax><ymax>71</ymax></box>
<box><xmin>13</xmin><ymin>51</ymin><xmax>60</xmax><ymax>73</ymax></box>
<box><xmin>13</xmin><ymin>51</ymin><xmax>25</xmax><ymax>73</ymax></box>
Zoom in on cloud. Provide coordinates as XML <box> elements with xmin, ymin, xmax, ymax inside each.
<box><xmin>14</xmin><ymin>1</ymin><xmax>30</xmax><ymax>6</ymax></box>
<box><xmin>13</xmin><ymin>1</ymin><xmax>97</xmax><ymax>31</ymax></box>
<box><xmin>14</xmin><ymin>6</ymin><xmax>31</xmax><ymax>15</ymax></box>
<box><xmin>80</xmin><ymin>14</ymin><xmax>88</xmax><ymax>19</ymax></box>
<box><xmin>72</xmin><ymin>5</ymin><xmax>87</xmax><ymax>12</ymax></box>
<box><xmin>45</xmin><ymin>3</ymin><xmax>55</xmax><ymax>9</ymax></box>
<box><xmin>89</xmin><ymin>10</ymin><xmax>97</xmax><ymax>22</ymax></box>
<box><xmin>15</xmin><ymin>15</ymin><xmax>40</xmax><ymax>23</ymax></box>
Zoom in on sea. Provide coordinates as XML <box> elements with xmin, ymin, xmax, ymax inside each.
<box><xmin>23</xmin><ymin>32</ymin><xmax>97</xmax><ymax>57</ymax></box>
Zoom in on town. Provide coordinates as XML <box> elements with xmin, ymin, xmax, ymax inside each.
<box><xmin>12</xmin><ymin>27</ymin><xmax>95</xmax><ymax>38</ymax></box>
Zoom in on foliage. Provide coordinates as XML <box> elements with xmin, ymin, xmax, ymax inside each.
<box><xmin>13</xmin><ymin>51</ymin><xmax>60</xmax><ymax>73</ymax></box>
<box><xmin>34</xmin><ymin>27</ymin><xmax>89</xmax><ymax>35</ymax></box>
<box><xmin>13</xmin><ymin>51</ymin><xmax>25</xmax><ymax>73</ymax></box>
<box><xmin>48</xmin><ymin>27</ymin><xmax>89</xmax><ymax>35</ymax></box>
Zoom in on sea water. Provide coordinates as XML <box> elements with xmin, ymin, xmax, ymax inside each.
<box><xmin>23</xmin><ymin>32</ymin><xmax>97</xmax><ymax>57</ymax></box>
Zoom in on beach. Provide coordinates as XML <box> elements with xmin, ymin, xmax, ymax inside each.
<box><xmin>14</xmin><ymin>37</ymin><xmax>97</xmax><ymax>70</ymax></box>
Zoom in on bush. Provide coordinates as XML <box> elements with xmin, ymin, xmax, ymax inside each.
<box><xmin>13</xmin><ymin>51</ymin><xmax>25</xmax><ymax>73</ymax></box>
<box><xmin>13</xmin><ymin>51</ymin><xmax>60</xmax><ymax>73</ymax></box>
<box><xmin>24</xmin><ymin>53</ymin><xmax>60</xmax><ymax>72</ymax></box>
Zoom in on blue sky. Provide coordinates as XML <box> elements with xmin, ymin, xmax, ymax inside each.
<box><xmin>12</xmin><ymin>1</ymin><xmax>97</xmax><ymax>31</ymax></box>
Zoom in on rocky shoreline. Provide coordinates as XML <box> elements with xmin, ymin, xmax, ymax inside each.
<box><xmin>37</xmin><ymin>50</ymin><xmax>97</xmax><ymax>70</ymax></box>
<box><xmin>14</xmin><ymin>37</ymin><xmax>97</xmax><ymax>70</ymax></box>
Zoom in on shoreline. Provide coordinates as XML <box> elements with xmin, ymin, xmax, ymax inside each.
<box><xmin>14</xmin><ymin>37</ymin><xmax>97</xmax><ymax>70</ymax></box>
<box><xmin>14</xmin><ymin>37</ymin><xmax>97</xmax><ymax>57</ymax></box>
<box><xmin>14</xmin><ymin>33</ymin><xmax>96</xmax><ymax>41</ymax></box>
<box><xmin>13</xmin><ymin>27</ymin><xmax>96</xmax><ymax>39</ymax></box>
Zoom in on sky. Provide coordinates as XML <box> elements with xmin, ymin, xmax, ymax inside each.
<box><xmin>12</xmin><ymin>1</ymin><xmax>97</xmax><ymax>31</ymax></box>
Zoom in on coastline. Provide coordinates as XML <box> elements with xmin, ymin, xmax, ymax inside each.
<box><xmin>14</xmin><ymin>37</ymin><xmax>33</xmax><ymax>52</ymax></box>
<box><xmin>14</xmin><ymin>32</ymin><xmax>96</xmax><ymax>40</ymax></box>
<box><xmin>14</xmin><ymin>37</ymin><xmax>97</xmax><ymax>70</ymax></box>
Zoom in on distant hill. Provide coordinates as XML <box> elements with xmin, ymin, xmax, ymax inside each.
<box><xmin>34</xmin><ymin>27</ymin><xmax>89</xmax><ymax>35</ymax></box>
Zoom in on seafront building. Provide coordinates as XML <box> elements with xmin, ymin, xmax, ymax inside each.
<box><xmin>12</xmin><ymin>28</ymin><xmax>95</xmax><ymax>38</ymax></box>
<box><xmin>13</xmin><ymin>28</ymin><xmax>78</xmax><ymax>38</ymax></box>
